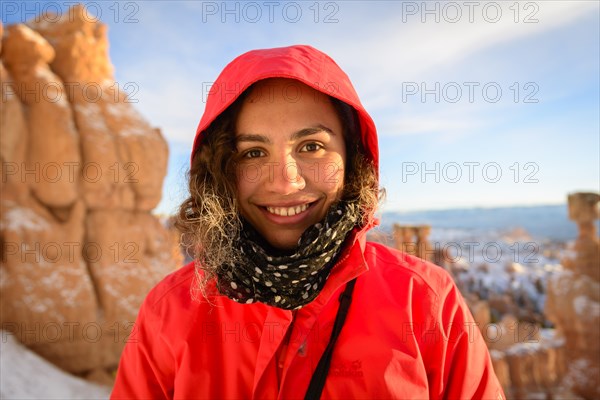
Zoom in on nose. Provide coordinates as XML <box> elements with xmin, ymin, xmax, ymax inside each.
<box><xmin>264</xmin><ymin>153</ymin><xmax>306</xmax><ymax>195</ymax></box>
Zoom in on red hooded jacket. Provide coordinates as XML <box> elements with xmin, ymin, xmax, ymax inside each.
<box><xmin>112</xmin><ymin>45</ymin><xmax>505</xmax><ymax>399</ymax></box>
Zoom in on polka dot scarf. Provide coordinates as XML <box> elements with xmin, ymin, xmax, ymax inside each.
<box><xmin>215</xmin><ymin>201</ymin><xmax>359</xmax><ymax>310</ymax></box>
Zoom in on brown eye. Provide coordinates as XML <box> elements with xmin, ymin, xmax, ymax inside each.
<box><xmin>243</xmin><ymin>149</ymin><xmax>265</xmax><ymax>158</ymax></box>
<box><xmin>300</xmin><ymin>143</ymin><xmax>323</xmax><ymax>152</ymax></box>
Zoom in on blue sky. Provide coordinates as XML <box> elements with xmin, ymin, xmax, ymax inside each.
<box><xmin>3</xmin><ymin>1</ymin><xmax>599</xmax><ymax>215</ymax></box>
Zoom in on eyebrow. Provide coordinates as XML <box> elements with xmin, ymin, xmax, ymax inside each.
<box><xmin>236</xmin><ymin>124</ymin><xmax>335</xmax><ymax>144</ymax></box>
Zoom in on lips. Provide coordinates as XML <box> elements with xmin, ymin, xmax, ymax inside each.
<box><xmin>257</xmin><ymin>200</ymin><xmax>318</xmax><ymax>225</ymax></box>
<box><xmin>266</xmin><ymin>203</ymin><xmax>310</xmax><ymax>217</ymax></box>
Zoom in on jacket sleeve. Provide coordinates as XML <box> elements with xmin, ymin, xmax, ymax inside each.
<box><xmin>428</xmin><ymin>280</ymin><xmax>506</xmax><ymax>400</ymax></box>
<box><xmin>111</xmin><ymin>297</ymin><xmax>174</xmax><ymax>399</ymax></box>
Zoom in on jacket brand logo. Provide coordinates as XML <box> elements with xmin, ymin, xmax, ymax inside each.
<box><xmin>330</xmin><ymin>359</ymin><xmax>364</xmax><ymax>378</ymax></box>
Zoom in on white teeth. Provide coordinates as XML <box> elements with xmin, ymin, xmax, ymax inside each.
<box><xmin>266</xmin><ymin>203</ymin><xmax>309</xmax><ymax>217</ymax></box>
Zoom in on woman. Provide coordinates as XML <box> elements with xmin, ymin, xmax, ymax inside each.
<box><xmin>112</xmin><ymin>45</ymin><xmax>504</xmax><ymax>399</ymax></box>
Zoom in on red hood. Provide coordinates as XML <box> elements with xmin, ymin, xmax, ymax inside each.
<box><xmin>192</xmin><ymin>45</ymin><xmax>379</xmax><ymax>172</ymax></box>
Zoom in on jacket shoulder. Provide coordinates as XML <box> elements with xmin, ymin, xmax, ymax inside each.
<box><xmin>142</xmin><ymin>261</ymin><xmax>197</xmax><ymax>310</ymax></box>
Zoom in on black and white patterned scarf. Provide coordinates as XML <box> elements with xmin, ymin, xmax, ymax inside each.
<box><xmin>215</xmin><ymin>201</ymin><xmax>359</xmax><ymax>310</ymax></box>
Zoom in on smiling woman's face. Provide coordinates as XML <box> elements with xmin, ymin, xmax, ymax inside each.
<box><xmin>234</xmin><ymin>78</ymin><xmax>346</xmax><ymax>250</ymax></box>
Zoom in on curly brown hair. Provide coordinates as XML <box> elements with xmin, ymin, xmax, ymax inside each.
<box><xmin>176</xmin><ymin>82</ymin><xmax>382</xmax><ymax>294</ymax></box>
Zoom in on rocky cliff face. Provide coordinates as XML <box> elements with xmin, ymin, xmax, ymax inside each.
<box><xmin>0</xmin><ymin>5</ymin><xmax>180</xmax><ymax>377</ymax></box>
<box><xmin>546</xmin><ymin>192</ymin><xmax>600</xmax><ymax>399</ymax></box>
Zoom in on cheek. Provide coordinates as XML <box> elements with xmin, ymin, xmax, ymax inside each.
<box><xmin>236</xmin><ymin>161</ymin><xmax>275</xmax><ymax>196</ymax></box>
<box><xmin>234</xmin><ymin>168</ymin><xmax>253</xmax><ymax>211</ymax></box>
<box><xmin>236</xmin><ymin>164</ymin><xmax>261</xmax><ymax>193</ymax></box>
<box><xmin>309</xmin><ymin>157</ymin><xmax>345</xmax><ymax>194</ymax></box>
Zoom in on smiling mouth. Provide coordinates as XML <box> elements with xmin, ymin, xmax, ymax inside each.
<box><xmin>264</xmin><ymin>202</ymin><xmax>314</xmax><ymax>217</ymax></box>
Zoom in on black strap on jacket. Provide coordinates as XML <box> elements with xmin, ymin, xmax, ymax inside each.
<box><xmin>304</xmin><ymin>278</ymin><xmax>357</xmax><ymax>400</ymax></box>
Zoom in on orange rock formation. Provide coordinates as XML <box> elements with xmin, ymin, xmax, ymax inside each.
<box><xmin>546</xmin><ymin>192</ymin><xmax>600</xmax><ymax>399</ymax></box>
<box><xmin>0</xmin><ymin>6</ymin><xmax>180</xmax><ymax>377</ymax></box>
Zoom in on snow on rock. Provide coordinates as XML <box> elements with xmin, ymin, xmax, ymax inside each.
<box><xmin>74</xmin><ymin>103</ymin><xmax>111</xmax><ymax>134</ymax></box>
<box><xmin>505</xmin><ymin>341</ymin><xmax>542</xmax><ymax>356</ymax></box>
<box><xmin>573</xmin><ymin>295</ymin><xmax>600</xmax><ymax>317</ymax></box>
<box><xmin>429</xmin><ymin>228</ymin><xmax>565</xmax><ymax>323</ymax></box>
<box><xmin>0</xmin><ymin>3</ymin><xmax>177</xmax><ymax>380</ymax></box>
<box><xmin>545</xmin><ymin>192</ymin><xmax>600</xmax><ymax>399</ymax></box>
<box><xmin>562</xmin><ymin>358</ymin><xmax>599</xmax><ymax>398</ymax></box>
<box><xmin>0</xmin><ymin>204</ymin><xmax>51</xmax><ymax>232</ymax></box>
<box><xmin>0</xmin><ymin>331</ymin><xmax>111</xmax><ymax>399</ymax></box>
<box><xmin>548</xmin><ymin>269</ymin><xmax>573</xmax><ymax>298</ymax></box>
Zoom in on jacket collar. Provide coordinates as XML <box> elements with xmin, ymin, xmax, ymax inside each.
<box><xmin>303</xmin><ymin>225</ymin><xmax>369</xmax><ymax>311</ymax></box>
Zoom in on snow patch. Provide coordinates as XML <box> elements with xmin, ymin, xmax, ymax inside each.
<box><xmin>506</xmin><ymin>341</ymin><xmax>542</xmax><ymax>356</ymax></box>
<box><xmin>573</xmin><ymin>295</ymin><xmax>600</xmax><ymax>317</ymax></box>
<box><xmin>0</xmin><ymin>206</ymin><xmax>50</xmax><ymax>232</ymax></box>
<box><xmin>539</xmin><ymin>328</ymin><xmax>565</xmax><ymax>347</ymax></box>
<box><xmin>105</xmin><ymin>101</ymin><xmax>138</xmax><ymax>121</ymax></box>
<box><xmin>104</xmin><ymin>102</ymin><xmax>152</xmax><ymax>138</ymax></box>
<box><xmin>101</xmin><ymin>265</ymin><xmax>146</xmax><ymax>316</ymax></box>
<box><xmin>120</xmin><ymin>125</ymin><xmax>151</xmax><ymax>137</ymax></box>
<box><xmin>549</xmin><ymin>269</ymin><xmax>573</xmax><ymax>297</ymax></box>
<box><xmin>562</xmin><ymin>358</ymin><xmax>596</xmax><ymax>392</ymax></box>
<box><xmin>34</xmin><ymin>65</ymin><xmax>56</xmax><ymax>82</ymax></box>
<box><xmin>489</xmin><ymin>349</ymin><xmax>505</xmax><ymax>360</ymax></box>
<box><xmin>75</xmin><ymin>102</ymin><xmax>109</xmax><ymax>133</ymax></box>
<box><xmin>0</xmin><ymin>331</ymin><xmax>111</xmax><ymax>399</ymax></box>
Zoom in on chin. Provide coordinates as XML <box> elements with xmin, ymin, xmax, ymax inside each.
<box><xmin>267</xmin><ymin>237</ymin><xmax>300</xmax><ymax>251</ymax></box>
<box><xmin>263</xmin><ymin>232</ymin><xmax>303</xmax><ymax>251</ymax></box>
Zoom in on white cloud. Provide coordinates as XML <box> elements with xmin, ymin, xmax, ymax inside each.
<box><xmin>109</xmin><ymin>2</ymin><xmax>596</xmax><ymax>131</ymax></box>
<box><xmin>320</xmin><ymin>1</ymin><xmax>598</xmax><ymax>110</ymax></box>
